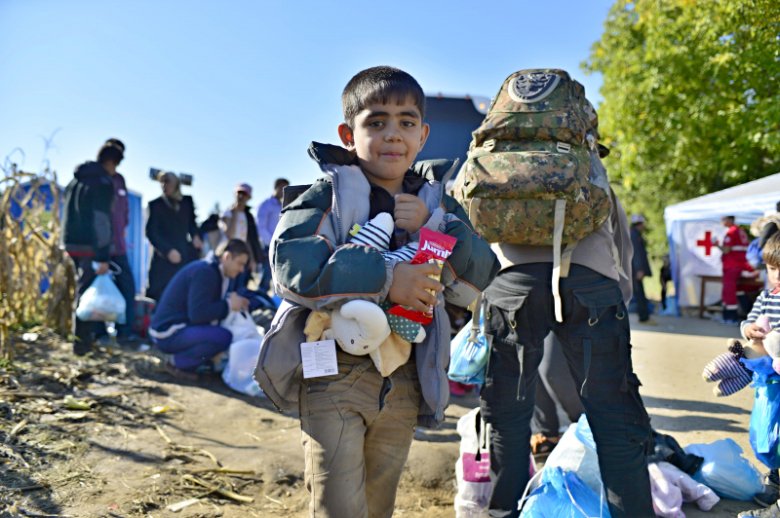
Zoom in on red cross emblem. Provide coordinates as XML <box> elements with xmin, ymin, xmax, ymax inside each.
<box><xmin>696</xmin><ymin>231</ymin><xmax>716</xmax><ymax>256</ymax></box>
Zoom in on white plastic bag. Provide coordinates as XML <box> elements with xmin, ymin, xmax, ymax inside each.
<box><xmin>76</xmin><ymin>273</ymin><xmax>126</xmax><ymax>324</ymax></box>
<box><xmin>455</xmin><ymin>407</ymin><xmax>491</xmax><ymax>518</ymax></box>
<box><xmin>222</xmin><ymin>310</ymin><xmax>262</xmax><ymax>341</ymax></box>
<box><xmin>543</xmin><ymin>414</ymin><xmax>603</xmax><ymax>497</ymax></box>
<box><xmin>221</xmin><ymin>311</ymin><xmax>264</xmax><ymax>396</ymax></box>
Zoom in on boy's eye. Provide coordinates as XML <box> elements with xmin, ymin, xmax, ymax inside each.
<box><xmin>367</xmin><ymin>120</ymin><xmax>384</xmax><ymax>128</ymax></box>
<box><xmin>401</xmin><ymin>120</ymin><xmax>416</xmax><ymax>128</ymax></box>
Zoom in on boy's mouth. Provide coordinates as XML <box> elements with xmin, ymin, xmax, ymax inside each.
<box><xmin>380</xmin><ymin>151</ymin><xmax>405</xmax><ymax>159</ymax></box>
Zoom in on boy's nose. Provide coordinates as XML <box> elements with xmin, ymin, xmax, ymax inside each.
<box><xmin>384</xmin><ymin>128</ymin><xmax>402</xmax><ymax>141</ymax></box>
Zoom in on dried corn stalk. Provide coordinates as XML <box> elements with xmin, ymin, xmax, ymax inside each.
<box><xmin>0</xmin><ymin>163</ymin><xmax>75</xmax><ymax>358</ymax></box>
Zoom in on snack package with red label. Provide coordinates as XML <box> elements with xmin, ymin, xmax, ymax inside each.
<box><xmin>388</xmin><ymin>227</ymin><xmax>456</xmax><ymax>325</ymax></box>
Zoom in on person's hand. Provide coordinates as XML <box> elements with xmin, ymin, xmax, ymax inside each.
<box><xmin>192</xmin><ymin>235</ymin><xmax>203</xmax><ymax>250</ymax></box>
<box><xmin>94</xmin><ymin>262</ymin><xmax>109</xmax><ymax>275</ymax></box>
<box><xmin>388</xmin><ymin>262</ymin><xmax>443</xmax><ymax>313</ymax></box>
<box><xmin>636</xmin><ymin>270</ymin><xmax>645</xmax><ymax>281</ymax></box>
<box><xmin>394</xmin><ymin>194</ymin><xmax>429</xmax><ymax>233</ymax></box>
<box><xmin>167</xmin><ymin>249</ymin><xmax>182</xmax><ymax>264</ymax></box>
<box><xmin>228</xmin><ymin>292</ymin><xmax>250</xmax><ymax>312</ymax></box>
<box><xmin>744</xmin><ymin>322</ymin><xmax>767</xmax><ymax>341</ymax></box>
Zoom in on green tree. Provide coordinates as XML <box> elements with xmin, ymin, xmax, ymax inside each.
<box><xmin>584</xmin><ymin>0</ymin><xmax>780</xmax><ymax>255</ymax></box>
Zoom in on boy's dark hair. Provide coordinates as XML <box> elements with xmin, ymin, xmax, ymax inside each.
<box><xmin>342</xmin><ymin>66</ymin><xmax>425</xmax><ymax>128</ymax></box>
<box><xmin>775</xmin><ymin>200</ymin><xmax>780</xmax><ymax>212</ymax></box>
<box><xmin>274</xmin><ymin>178</ymin><xmax>289</xmax><ymax>189</ymax></box>
<box><xmin>97</xmin><ymin>139</ymin><xmax>124</xmax><ymax>164</ymax></box>
<box><xmin>218</xmin><ymin>238</ymin><xmax>251</xmax><ymax>258</ymax></box>
<box><xmin>763</xmin><ymin>234</ymin><xmax>780</xmax><ymax>267</ymax></box>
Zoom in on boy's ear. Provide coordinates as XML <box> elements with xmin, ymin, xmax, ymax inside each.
<box><xmin>419</xmin><ymin>122</ymin><xmax>430</xmax><ymax>150</ymax></box>
<box><xmin>338</xmin><ymin>123</ymin><xmax>355</xmax><ymax>149</ymax></box>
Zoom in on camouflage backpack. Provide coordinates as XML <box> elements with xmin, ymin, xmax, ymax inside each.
<box><xmin>451</xmin><ymin>69</ymin><xmax>611</xmax><ymax>246</ymax></box>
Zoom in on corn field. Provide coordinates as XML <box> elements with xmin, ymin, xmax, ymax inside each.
<box><xmin>0</xmin><ymin>163</ymin><xmax>75</xmax><ymax>358</ymax></box>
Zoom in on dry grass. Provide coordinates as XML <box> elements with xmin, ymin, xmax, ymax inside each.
<box><xmin>0</xmin><ymin>162</ymin><xmax>75</xmax><ymax>359</ymax></box>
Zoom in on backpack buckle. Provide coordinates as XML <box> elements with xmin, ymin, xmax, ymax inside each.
<box><xmin>556</xmin><ymin>142</ymin><xmax>571</xmax><ymax>154</ymax></box>
<box><xmin>483</xmin><ymin>139</ymin><xmax>496</xmax><ymax>151</ymax></box>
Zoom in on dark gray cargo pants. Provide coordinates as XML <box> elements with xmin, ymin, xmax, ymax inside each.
<box><xmin>479</xmin><ymin>263</ymin><xmax>654</xmax><ymax>518</ymax></box>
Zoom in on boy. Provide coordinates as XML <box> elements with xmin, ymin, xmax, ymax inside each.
<box><xmin>255</xmin><ymin>66</ymin><xmax>499</xmax><ymax>517</ymax></box>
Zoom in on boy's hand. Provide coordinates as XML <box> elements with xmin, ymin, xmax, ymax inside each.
<box><xmin>744</xmin><ymin>322</ymin><xmax>767</xmax><ymax>341</ymax></box>
<box><xmin>394</xmin><ymin>194</ymin><xmax>429</xmax><ymax>233</ymax></box>
<box><xmin>389</xmin><ymin>262</ymin><xmax>443</xmax><ymax>312</ymax></box>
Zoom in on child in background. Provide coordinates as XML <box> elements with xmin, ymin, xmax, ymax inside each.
<box><xmin>704</xmin><ymin>234</ymin><xmax>780</xmax><ymax>517</ymax></box>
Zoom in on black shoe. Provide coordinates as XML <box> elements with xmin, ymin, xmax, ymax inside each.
<box><xmin>73</xmin><ymin>339</ymin><xmax>92</xmax><ymax>356</ymax></box>
<box><xmin>755</xmin><ymin>475</ymin><xmax>780</xmax><ymax>508</ymax></box>
<box><xmin>739</xmin><ymin>501</ymin><xmax>780</xmax><ymax>517</ymax></box>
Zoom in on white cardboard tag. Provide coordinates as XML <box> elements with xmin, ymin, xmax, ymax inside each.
<box><xmin>300</xmin><ymin>339</ymin><xmax>338</xmax><ymax>379</ymax></box>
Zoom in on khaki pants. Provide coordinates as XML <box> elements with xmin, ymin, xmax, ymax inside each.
<box><xmin>299</xmin><ymin>352</ymin><xmax>420</xmax><ymax>518</ymax></box>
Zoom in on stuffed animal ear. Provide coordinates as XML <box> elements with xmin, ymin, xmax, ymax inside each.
<box><xmin>304</xmin><ymin>311</ymin><xmax>332</xmax><ymax>342</ymax></box>
<box><xmin>370</xmin><ymin>333</ymin><xmax>412</xmax><ymax>377</ymax></box>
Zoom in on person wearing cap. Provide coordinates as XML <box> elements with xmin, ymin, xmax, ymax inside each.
<box><xmin>630</xmin><ymin>214</ymin><xmax>654</xmax><ymax>324</ymax></box>
<box><xmin>62</xmin><ymin>139</ymin><xmax>121</xmax><ymax>355</ymax></box>
<box><xmin>145</xmin><ymin>171</ymin><xmax>203</xmax><ymax>301</ymax></box>
<box><xmin>221</xmin><ymin>183</ymin><xmax>263</xmax><ymax>286</ymax></box>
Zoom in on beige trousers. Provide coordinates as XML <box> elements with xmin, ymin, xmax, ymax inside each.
<box><xmin>299</xmin><ymin>352</ymin><xmax>421</xmax><ymax>518</ymax></box>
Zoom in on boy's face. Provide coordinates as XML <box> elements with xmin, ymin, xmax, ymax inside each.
<box><xmin>338</xmin><ymin>96</ymin><xmax>429</xmax><ymax>194</ymax></box>
<box><xmin>768</xmin><ymin>264</ymin><xmax>780</xmax><ymax>289</ymax></box>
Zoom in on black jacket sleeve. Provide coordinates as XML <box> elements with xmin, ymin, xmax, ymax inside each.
<box><xmin>146</xmin><ymin>199</ymin><xmax>175</xmax><ymax>256</ymax></box>
<box><xmin>90</xmin><ymin>179</ymin><xmax>115</xmax><ymax>262</ymax></box>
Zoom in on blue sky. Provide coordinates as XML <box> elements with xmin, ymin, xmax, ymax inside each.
<box><xmin>0</xmin><ymin>0</ymin><xmax>614</xmax><ymax>216</ymax></box>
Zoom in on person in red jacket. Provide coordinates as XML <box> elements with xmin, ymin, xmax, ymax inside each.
<box><xmin>718</xmin><ymin>215</ymin><xmax>753</xmax><ymax>324</ymax></box>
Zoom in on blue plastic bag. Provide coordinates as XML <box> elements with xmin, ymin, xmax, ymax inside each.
<box><xmin>520</xmin><ymin>467</ymin><xmax>610</xmax><ymax>518</ymax></box>
<box><xmin>684</xmin><ymin>438</ymin><xmax>763</xmax><ymax>501</ymax></box>
<box><xmin>449</xmin><ymin>304</ymin><xmax>491</xmax><ymax>385</ymax></box>
<box><xmin>75</xmin><ymin>273</ymin><xmax>126</xmax><ymax>324</ymax></box>
<box><xmin>744</xmin><ymin>356</ymin><xmax>780</xmax><ymax>469</ymax></box>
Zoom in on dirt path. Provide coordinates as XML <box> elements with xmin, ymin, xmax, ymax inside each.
<box><xmin>1</xmin><ymin>314</ymin><xmax>770</xmax><ymax>517</ymax></box>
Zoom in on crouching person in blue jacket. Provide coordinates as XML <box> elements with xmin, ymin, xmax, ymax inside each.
<box><xmin>254</xmin><ymin>66</ymin><xmax>500</xmax><ymax>518</ymax></box>
<box><xmin>149</xmin><ymin>239</ymin><xmax>250</xmax><ymax>379</ymax></box>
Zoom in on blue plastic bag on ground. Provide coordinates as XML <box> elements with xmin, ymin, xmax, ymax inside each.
<box><xmin>684</xmin><ymin>438</ymin><xmax>763</xmax><ymax>501</ymax></box>
<box><xmin>449</xmin><ymin>306</ymin><xmax>491</xmax><ymax>385</ymax></box>
<box><xmin>75</xmin><ymin>273</ymin><xmax>126</xmax><ymax>324</ymax></box>
<box><xmin>520</xmin><ymin>467</ymin><xmax>610</xmax><ymax>518</ymax></box>
<box><xmin>743</xmin><ymin>356</ymin><xmax>780</xmax><ymax>469</ymax></box>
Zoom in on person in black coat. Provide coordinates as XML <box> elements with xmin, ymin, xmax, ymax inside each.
<box><xmin>62</xmin><ymin>141</ymin><xmax>121</xmax><ymax>354</ymax></box>
<box><xmin>145</xmin><ymin>172</ymin><xmax>203</xmax><ymax>301</ymax></box>
<box><xmin>630</xmin><ymin>214</ymin><xmax>654</xmax><ymax>323</ymax></box>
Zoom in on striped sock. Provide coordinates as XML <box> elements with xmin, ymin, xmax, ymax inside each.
<box><xmin>349</xmin><ymin>213</ymin><xmax>393</xmax><ymax>250</ymax></box>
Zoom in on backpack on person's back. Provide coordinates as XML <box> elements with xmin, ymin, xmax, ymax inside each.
<box><xmin>451</xmin><ymin>68</ymin><xmax>611</xmax><ymax>247</ymax></box>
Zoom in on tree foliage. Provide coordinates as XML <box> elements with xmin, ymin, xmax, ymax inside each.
<box><xmin>584</xmin><ymin>0</ymin><xmax>780</xmax><ymax>254</ymax></box>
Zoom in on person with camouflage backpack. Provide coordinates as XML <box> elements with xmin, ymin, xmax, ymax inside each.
<box><xmin>453</xmin><ymin>69</ymin><xmax>654</xmax><ymax>517</ymax></box>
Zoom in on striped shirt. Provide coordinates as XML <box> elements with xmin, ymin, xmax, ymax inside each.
<box><xmin>741</xmin><ymin>287</ymin><xmax>780</xmax><ymax>338</ymax></box>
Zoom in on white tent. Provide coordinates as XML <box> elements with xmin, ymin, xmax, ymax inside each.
<box><xmin>664</xmin><ymin>172</ymin><xmax>780</xmax><ymax>310</ymax></box>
